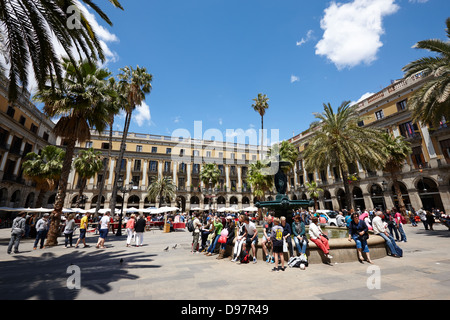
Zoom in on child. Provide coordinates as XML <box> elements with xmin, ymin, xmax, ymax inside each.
<box><xmin>270</xmin><ymin>217</ymin><xmax>285</xmax><ymax>272</ymax></box>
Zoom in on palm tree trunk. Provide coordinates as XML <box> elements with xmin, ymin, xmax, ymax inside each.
<box><xmin>110</xmin><ymin>111</ymin><xmax>132</xmax><ymax>212</ymax></box>
<box><xmin>75</xmin><ymin>179</ymin><xmax>87</xmax><ymax>208</ymax></box>
<box><xmin>35</xmin><ymin>189</ymin><xmax>46</xmax><ymax>208</ymax></box>
<box><xmin>260</xmin><ymin>115</ymin><xmax>264</xmax><ymax>158</ymax></box>
<box><xmin>46</xmin><ymin>138</ymin><xmax>76</xmax><ymax>246</ymax></box>
<box><xmin>392</xmin><ymin>172</ymin><xmax>406</xmax><ymax>215</ymax></box>
<box><xmin>95</xmin><ymin>121</ymin><xmax>114</xmax><ymax>216</ymax></box>
<box><xmin>340</xmin><ymin>167</ymin><xmax>353</xmax><ymax>211</ymax></box>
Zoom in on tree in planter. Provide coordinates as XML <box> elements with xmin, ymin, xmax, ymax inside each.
<box><xmin>303</xmin><ymin>101</ymin><xmax>388</xmax><ymax>211</ymax></box>
<box><xmin>73</xmin><ymin>148</ymin><xmax>104</xmax><ymax>208</ymax></box>
<box><xmin>109</xmin><ymin>66</ymin><xmax>153</xmax><ymax>213</ymax></box>
<box><xmin>22</xmin><ymin>145</ymin><xmax>65</xmax><ymax>208</ymax></box>
<box><xmin>381</xmin><ymin>133</ymin><xmax>412</xmax><ymax>215</ymax></box>
<box><xmin>147</xmin><ymin>176</ymin><xmax>176</xmax><ymax>208</ymax></box>
<box><xmin>34</xmin><ymin>58</ymin><xmax>113</xmax><ymax>246</ymax></box>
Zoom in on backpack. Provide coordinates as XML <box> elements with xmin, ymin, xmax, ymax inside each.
<box><xmin>240</xmin><ymin>248</ymin><xmax>250</xmax><ymax>264</ymax></box>
<box><xmin>288</xmin><ymin>254</ymin><xmax>309</xmax><ymax>268</ymax></box>
<box><xmin>187</xmin><ymin>219</ymin><xmax>194</xmax><ymax>232</ymax></box>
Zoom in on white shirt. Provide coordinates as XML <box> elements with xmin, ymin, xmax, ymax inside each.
<box><xmin>309</xmin><ymin>223</ymin><xmax>323</xmax><ymax>240</ymax></box>
<box><xmin>372</xmin><ymin>216</ymin><xmax>386</xmax><ymax>235</ymax></box>
<box><xmin>244</xmin><ymin>221</ymin><xmax>257</xmax><ymax>236</ymax></box>
<box><xmin>100</xmin><ymin>215</ymin><xmax>110</xmax><ymax>229</ymax></box>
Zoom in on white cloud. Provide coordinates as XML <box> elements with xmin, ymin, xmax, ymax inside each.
<box><xmin>219</xmin><ymin>118</ymin><xmax>223</xmax><ymax>126</ymax></box>
<box><xmin>409</xmin><ymin>0</ymin><xmax>428</xmax><ymax>3</ymax></box>
<box><xmin>133</xmin><ymin>102</ymin><xmax>152</xmax><ymax>127</ymax></box>
<box><xmin>290</xmin><ymin>75</ymin><xmax>300</xmax><ymax>83</ymax></box>
<box><xmin>350</xmin><ymin>92</ymin><xmax>376</xmax><ymax>106</ymax></box>
<box><xmin>315</xmin><ymin>0</ymin><xmax>399</xmax><ymax>70</ymax></box>
<box><xmin>296</xmin><ymin>30</ymin><xmax>314</xmax><ymax>47</ymax></box>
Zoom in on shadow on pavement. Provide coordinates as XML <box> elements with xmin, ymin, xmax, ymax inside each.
<box><xmin>0</xmin><ymin>235</ymin><xmax>161</xmax><ymax>300</ymax></box>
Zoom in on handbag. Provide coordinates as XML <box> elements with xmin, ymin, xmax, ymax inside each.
<box><xmin>360</xmin><ymin>232</ymin><xmax>369</xmax><ymax>241</ymax></box>
<box><xmin>218</xmin><ymin>235</ymin><xmax>227</xmax><ymax>244</ymax></box>
<box><xmin>283</xmin><ymin>239</ymin><xmax>288</xmax><ymax>253</ymax></box>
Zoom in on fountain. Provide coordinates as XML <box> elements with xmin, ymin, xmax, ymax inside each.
<box><xmin>249</xmin><ymin>157</ymin><xmax>387</xmax><ymax>264</ymax></box>
<box><xmin>254</xmin><ymin>157</ymin><xmax>313</xmax><ymax>222</ymax></box>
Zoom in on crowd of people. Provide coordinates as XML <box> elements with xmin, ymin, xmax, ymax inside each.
<box><xmin>5</xmin><ymin>210</ymin><xmax>171</xmax><ymax>254</ymax></box>
<box><xmin>187</xmin><ymin>206</ymin><xmax>447</xmax><ymax>272</ymax></box>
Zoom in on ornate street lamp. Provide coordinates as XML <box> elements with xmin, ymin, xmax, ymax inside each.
<box><xmin>116</xmin><ymin>177</ymin><xmax>134</xmax><ymax>236</ymax></box>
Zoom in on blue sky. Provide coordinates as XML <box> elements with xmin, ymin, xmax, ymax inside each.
<box><xmin>84</xmin><ymin>0</ymin><xmax>449</xmax><ymax>144</ymax></box>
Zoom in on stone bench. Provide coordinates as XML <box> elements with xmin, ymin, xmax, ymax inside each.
<box><xmin>222</xmin><ymin>232</ymin><xmax>388</xmax><ymax>264</ymax></box>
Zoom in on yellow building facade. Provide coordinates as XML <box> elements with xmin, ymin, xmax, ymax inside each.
<box><xmin>288</xmin><ymin>72</ymin><xmax>450</xmax><ymax>212</ymax></box>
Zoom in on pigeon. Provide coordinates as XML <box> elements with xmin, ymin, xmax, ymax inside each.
<box><xmin>120</xmin><ymin>258</ymin><xmax>124</xmax><ymax>264</ymax></box>
<box><xmin>164</xmin><ymin>246</ymin><xmax>169</xmax><ymax>252</ymax></box>
<box><xmin>172</xmin><ymin>244</ymin><xmax>177</xmax><ymax>249</ymax></box>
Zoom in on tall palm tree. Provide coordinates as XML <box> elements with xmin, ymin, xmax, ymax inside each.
<box><xmin>200</xmin><ymin>163</ymin><xmax>221</xmax><ymax>188</ymax></box>
<box><xmin>147</xmin><ymin>176</ymin><xmax>177</xmax><ymax>208</ymax></box>
<box><xmin>110</xmin><ymin>66</ymin><xmax>153</xmax><ymax>213</ymax></box>
<box><xmin>22</xmin><ymin>145</ymin><xmax>65</xmax><ymax>208</ymax></box>
<box><xmin>93</xmin><ymin>77</ymin><xmax>122</xmax><ymax>216</ymax></box>
<box><xmin>303</xmin><ymin>101</ymin><xmax>388</xmax><ymax>211</ymax></box>
<box><xmin>305</xmin><ymin>181</ymin><xmax>323</xmax><ymax>210</ymax></box>
<box><xmin>252</xmin><ymin>93</ymin><xmax>269</xmax><ymax>156</ymax></box>
<box><xmin>381</xmin><ymin>133</ymin><xmax>412</xmax><ymax>215</ymax></box>
<box><xmin>73</xmin><ymin>148</ymin><xmax>104</xmax><ymax>208</ymax></box>
<box><xmin>34</xmin><ymin>58</ymin><xmax>113</xmax><ymax>246</ymax></box>
<box><xmin>0</xmin><ymin>0</ymin><xmax>123</xmax><ymax>102</ymax></box>
<box><xmin>402</xmin><ymin>17</ymin><xmax>450</xmax><ymax>128</ymax></box>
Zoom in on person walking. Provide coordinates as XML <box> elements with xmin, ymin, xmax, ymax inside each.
<box><xmin>126</xmin><ymin>214</ymin><xmax>136</xmax><ymax>247</ymax></box>
<box><xmin>75</xmin><ymin>212</ymin><xmax>91</xmax><ymax>248</ymax></box>
<box><xmin>309</xmin><ymin>216</ymin><xmax>333</xmax><ymax>260</ymax></box>
<box><xmin>96</xmin><ymin>212</ymin><xmax>110</xmax><ymax>249</ymax></box>
<box><xmin>8</xmin><ymin>211</ymin><xmax>26</xmax><ymax>254</ymax></box>
<box><xmin>418</xmin><ymin>208</ymin><xmax>428</xmax><ymax>230</ymax></box>
<box><xmin>33</xmin><ymin>213</ymin><xmax>49</xmax><ymax>250</ymax></box>
<box><xmin>63</xmin><ymin>214</ymin><xmax>76</xmax><ymax>248</ymax></box>
<box><xmin>394</xmin><ymin>211</ymin><xmax>407</xmax><ymax>242</ymax></box>
<box><xmin>426</xmin><ymin>210</ymin><xmax>435</xmax><ymax>231</ymax></box>
<box><xmin>134</xmin><ymin>214</ymin><xmax>146</xmax><ymax>247</ymax></box>
<box><xmin>348</xmin><ymin>213</ymin><xmax>373</xmax><ymax>264</ymax></box>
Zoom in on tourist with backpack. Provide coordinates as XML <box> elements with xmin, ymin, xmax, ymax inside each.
<box><xmin>394</xmin><ymin>211</ymin><xmax>407</xmax><ymax>242</ymax></box>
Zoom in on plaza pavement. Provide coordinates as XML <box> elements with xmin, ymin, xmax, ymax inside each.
<box><xmin>0</xmin><ymin>222</ymin><xmax>450</xmax><ymax>301</ymax></box>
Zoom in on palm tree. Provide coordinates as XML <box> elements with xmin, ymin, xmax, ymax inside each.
<box><xmin>0</xmin><ymin>0</ymin><xmax>123</xmax><ymax>102</ymax></box>
<box><xmin>93</xmin><ymin>77</ymin><xmax>122</xmax><ymax>216</ymax></box>
<box><xmin>200</xmin><ymin>163</ymin><xmax>221</xmax><ymax>188</ymax></box>
<box><xmin>268</xmin><ymin>140</ymin><xmax>299</xmax><ymax>171</ymax></box>
<box><xmin>110</xmin><ymin>66</ymin><xmax>153</xmax><ymax>213</ymax></box>
<box><xmin>34</xmin><ymin>58</ymin><xmax>113</xmax><ymax>246</ymax></box>
<box><xmin>305</xmin><ymin>181</ymin><xmax>323</xmax><ymax>210</ymax></box>
<box><xmin>303</xmin><ymin>101</ymin><xmax>388</xmax><ymax>211</ymax></box>
<box><xmin>381</xmin><ymin>133</ymin><xmax>412</xmax><ymax>215</ymax></box>
<box><xmin>247</xmin><ymin>160</ymin><xmax>274</xmax><ymax>220</ymax></box>
<box><xmin>252</xmin><ymin>93</ymin><xmax>269</xmax><ymax>156</ymax></box>
<box><xmin>73</xmin><ymin>148</ymin><xmax>104</xmax><ymax>208</ymax></box>
<box><xmin>402</xmin><ymin>17</ymin><xmax>450</xmax><ymax>128</ymax></box>
<box><xmin>22</xmin><ymin>145</ymin><xmax>65</xmax><ymax>208</ymax></box>
<box><xmin>147</xmin><ymin>176</ymin><xmax>177</xmax><ymax>208</ymax></box>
